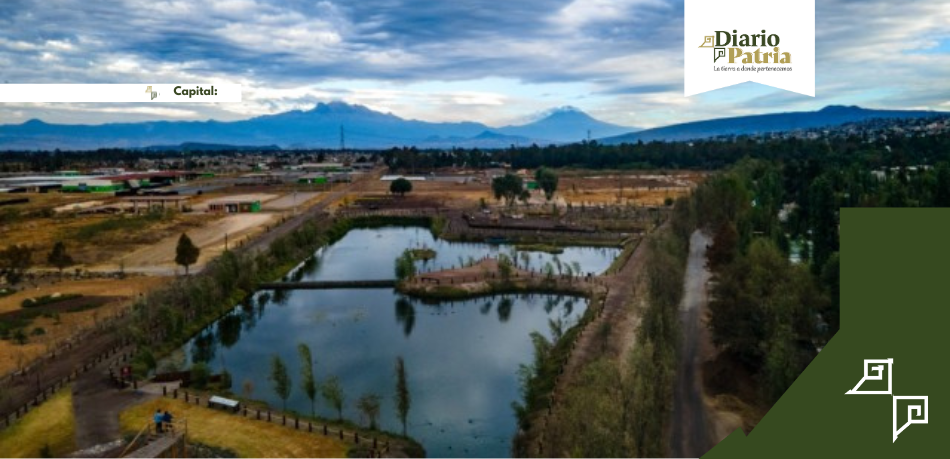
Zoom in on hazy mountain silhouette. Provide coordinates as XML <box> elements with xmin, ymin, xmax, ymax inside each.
<box><xmin>0</xmin><ymin>102</ymin><xmax>630</xmax><ymax>150</ymax></box>
<box><xmin>600</xmin><ymin>105</ymin><xmax>947</xmax><ymax>144</ymax></box>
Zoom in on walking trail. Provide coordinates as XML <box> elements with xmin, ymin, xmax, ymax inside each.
<box><xmin>670</xmin><ymin>230</ymin><xmax>713</xmax><ymax>458</ymax></box>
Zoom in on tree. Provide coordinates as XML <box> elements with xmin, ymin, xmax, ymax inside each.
<box><xmin>808</xmin><ymin>176</ymin><xmax>838</xmax><ymax>273</ymax></box>
<box><xmin>935</xmin><ymin>162</ymin><xmax>950</xmax><ymax>207</ymax></box>
<box><xmin>321</xmin><ymin>375</ymin><xmax>345</xmax><ymax>420</ymax></box>
<box><xmin>492</xmin><ymin>173</ymin><xmax>524</xmax><ymax>207</ymax></box>
<box><xmin>394</xmin><ymin>357</ymin><xmax>411</xmax><ymax>435</ymax></box>
<box><xmin>356</xmin><ymin>393</ymin><xmax>381</xmax><ymax>429</ymax></box>
<box><xmin>394</xmin><ymin>250</ymin><xmax>416</xmax><ymax>281</ymax></box>
<box><xmin>535</xmin><ymin>167</ymin><xmax>559</xmax><ymax>201</ymax></box>
<box><xmin>707</xmin><ymin>221</ymin><xmax>739</xmax><ymax>270</ymax></box>
<box><xmin>175</xmin><ymin>233</ymin><xmax>200</xmax><ymax>275</ymax></box>
<box><xmin>497</xmin><ymin>254</ymin><xmax>514</xmax><ymax>282</ymax></box>
<box><xmin>518</xmin><ymin>189</ymin><xmax>531</xmax><ymax>205</ymax></box>
<box><xmin>269</xmin><ymin>355</ymin><xmax>291</xmax><ymax>412</ymax></box>
<box><xmin>298</xmin><ymin>343</ymin><xmax>317</xmax><ymax>418</ymax></box>
<box><xmin>190</xmin><ymin>362</ymin><xmax>210</xmax><ymax>389</ymax></box>
<box><xmin>394</xmin><ymin>297</ymin><xmax>416</xmax><ymax>337</ymax></box>
<box><xmin>47</xmin><ymin>241</ymin><xmax>74</xmax><ymax>276</ymax></box>
<box><xmin>0</xmin><ymin>244</ymin><xmax>33</xmax><ymax>284</ymax></box>
<box><xmin>820</xmin><ymin>252</ymin><xmax>840</xmax><ymax>335</ymax></box>
<box><xmin>390</xmin><ymin>178</ymin><xmax>413</xmax><ymax>196</ymax></box>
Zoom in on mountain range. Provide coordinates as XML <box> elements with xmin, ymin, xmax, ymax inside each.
<box><xmin>600</xmin><ymin>105</ymin><xmax>947</xmax><ymax>144</ymax></box>
<box><xmin>0</xmin><ymin>103</ymin><xmax>946</xmax><ymax>151</ymax></box>
<box><xmin>0</xmin><ymin>103</ymin><xmax>634</xmax><ymax>150</ymax></box>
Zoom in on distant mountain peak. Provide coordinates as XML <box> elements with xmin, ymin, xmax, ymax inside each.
<box><xmin>521</xmin><ymin>106</ymin><xmax>588</xmax><ymax>124</ymax></box>
<box><xmin>308</xmin><ymin>101</ymin><xmax>376</xmax><ymax>115</ymax></box>
<box><xmin>499</xmin><ymin>106</ymin><xmax>638</xmax><ymax>141</ymax></box>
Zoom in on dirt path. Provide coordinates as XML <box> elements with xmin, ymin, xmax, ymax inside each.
<box><xmin>670</xmin><ymin>230</ymin><xmax>713</xmax><ymax>458</ymax></box>
<box><xmin>115</xmin><ymin>213</ymin><xmax>277</xmax><ymax>275</ymax></box>
<box><xmin>71</xmin><ymin>362</ymin><xmax>155</xmax><ymax>451</ymax></box>
<box><xmin>244</xmin><ymin>185</ymin><xmax>353</xmax><ymax>254</ymax></box>
<box><xmin>559</xmin><ymin>235</ymin><xmax>650</xmax><ymax>379</ymax></box>
<box><xmin>0</xmin><ymin>333</ymin><xmax>128</xmax><ymax>423</ymax></box>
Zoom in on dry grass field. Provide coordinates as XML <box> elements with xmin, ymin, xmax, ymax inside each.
<box><xmin>347</xmin><ymin>171</ymin><xmax>700</xmax><ymax>209</ymax></box>
<box><xmin>0</xmin><ymin>277</ymin><xmax>165</xmax><ymax>375</ymax></box>
<box><xmin>0</xmin><ymin>387</ymin><xmax>76</xmax><ymax>458</ymax></box>
<box><xmin>120</xmin><ymin>398</ymin><xmax>348</xmax><ymax>458</ymax></box>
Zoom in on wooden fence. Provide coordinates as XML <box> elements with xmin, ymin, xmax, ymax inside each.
<box><xmin>161</xmin><ymin>388</ymin><xmax>392</xmax><ymax>456</ymax></box>
<box><xmin>0</xmin><ymin>343</ymin><xmax>136</xmax><ymax>430</ymax></box>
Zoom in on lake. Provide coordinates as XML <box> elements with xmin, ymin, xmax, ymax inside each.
<box><xmin>169</xmin><ymin>226</ymin><xmax>619</xmax><ymax>457</ymax></box>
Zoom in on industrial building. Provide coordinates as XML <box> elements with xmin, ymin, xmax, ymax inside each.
<box><xmin>301</xmin><ymin>163</ymin><xmax>350</xmax><ymax>173</ymax></box>
<box><xmin>61</xmin><ymin>178</ymin><xmax>127</xmax><ymax>193</ymax></box>
<box><xmin>205</xmin><ymin>197</ymin><xmax>262</xmax><ymax>213</ymax></box>
<box><xmin>298</xmin><ymin>174</ymin><xmax>328</xmax><ymax>185</ymax></box>
<box><xmin>0</xmin><ymin>170</ymin><xmax>194</xmax><ymax>194</ymax></box>
<box><xmin>123</xmin><ymin>196</ymin><xmax>192</xmax><ymax>214</ymax></box>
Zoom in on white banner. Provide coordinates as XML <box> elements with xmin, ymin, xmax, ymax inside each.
<box><xmin>0</xmin><ymin>84</ymin><xmax>242</xmax><ymax>103</ymax></box>
<box><xmin>684</xmin><ymin>0</ymin><xmax>814</xmax><ymax>97</ymax></box>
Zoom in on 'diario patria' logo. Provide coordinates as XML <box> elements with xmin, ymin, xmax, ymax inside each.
<box><xmin>699</xmin><ymin>30</ymin><xmax>791</xmax><ymax>65</ymax></box>
<box><xmin>684</xmin><ymin>0</ymin><xmax>814</xmax><ymax>97</ymax></box>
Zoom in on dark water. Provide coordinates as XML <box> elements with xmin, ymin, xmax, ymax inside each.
<box><xmin>170</xmin><ymin>227</ymin><xmax>618</xmax><ymax>457</ymax></box>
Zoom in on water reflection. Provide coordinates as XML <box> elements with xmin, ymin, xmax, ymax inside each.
<box><xmin>395</xmin><ymin>297</ymin><xmax>416</xmax><ymax>337</ymax></box>
<box><xmin>170</xmin><ymin>227</ymin><xmax>616</xmax><ymax>458</ymax></box>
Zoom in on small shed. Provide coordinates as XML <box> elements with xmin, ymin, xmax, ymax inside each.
<box><xmin>208</xmin><ymin>200</ymin><xmax>261</xmax><ymax>213</ymax></box>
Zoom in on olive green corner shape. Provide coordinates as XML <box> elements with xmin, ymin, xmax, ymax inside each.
<box><xmin>701</xmin><ymin>209</ymin><xmax>945</xmax><ymax>459</ymax></box>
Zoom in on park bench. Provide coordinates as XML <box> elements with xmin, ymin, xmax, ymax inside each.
<box><xmin>208</xmin><ymin>395</ymin><xmax>240</xmax><ymax>412</ymax></box>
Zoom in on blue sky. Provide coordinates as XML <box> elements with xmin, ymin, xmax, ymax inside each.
<box><xmin>0</xmin><ymin>0</ymin><xmax>947</xmax><ymax>128</ymax></box>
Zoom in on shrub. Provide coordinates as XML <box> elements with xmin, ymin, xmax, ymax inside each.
<box><xmin>191</xmin><ymin>362</ymin><xmax>210</xmax><ymax>389</ymax></box>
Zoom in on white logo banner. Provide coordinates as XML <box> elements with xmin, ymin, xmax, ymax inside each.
<box><xmin>684</xmin><ymin>0</ymin><xmax>815</xmax><ymax>97</ymax></box>
<box><xmin>0</xmin><ymin>84</ymin><xmax>242</xmax><ymax>103</ymax></box>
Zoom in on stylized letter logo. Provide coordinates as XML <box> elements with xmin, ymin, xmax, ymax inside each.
<box><xmin>713</xmin><ymin>48</ymin><xmax>726</xmax><ymax>63</ymax></box>
<box><xmin>846</xmin><ymin>358</ymin><xmax>892</xmax><ymax>394</ymax></box>
<box><xmin>893</xmin><ymin>396</ymin><xmax>928</xmax><ymax>443</ymax></box>
<box><xmin>845</xmin><ymin>358</ymin><xmax>928</xmax><ymax>442</ymax></box>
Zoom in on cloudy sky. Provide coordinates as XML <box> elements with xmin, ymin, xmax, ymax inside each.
<box><xmin>0</xmin><ymin>0</ymin><xmax>948</xmax><ymax>128</ymax></box>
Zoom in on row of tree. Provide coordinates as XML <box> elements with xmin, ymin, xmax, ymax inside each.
<box><xmin>490</xmin><ymin>168</ymin><xmax>559</xmax><ymax>206</ymax></box>
<box><xmin>521</xmin><ymin>198</ymin><xmax>693</xmax><ymax>456</ymax></box>
<box><xmin>0</xmin><ymin>241</ymin><xmax>75</xmax><ymax>284</ymax></box>
<box><xmin>378</xmin><ymin>132</ymin><xmax>950</xmax><ymax>171</ymax></box>
<box><xmin>265</xmin><ymin>344</ymin><xmax>411</xmax><ymax>434</ymax></box>
<box><xmin>0</xmin><ymin>233</ymin><xmax>200</xmax><ymax>287</ymax></box>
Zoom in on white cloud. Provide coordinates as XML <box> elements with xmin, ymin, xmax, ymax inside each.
<box><xmin>0</xmin><ymin>0</ymin><xmax>948</xmax><ymax>129</ymax></box>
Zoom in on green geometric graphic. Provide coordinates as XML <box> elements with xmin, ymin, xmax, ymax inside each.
<box><xmin>704</xmin><ymin>209</ymin><xmax>946</xmax><ymax>458</ymax></box>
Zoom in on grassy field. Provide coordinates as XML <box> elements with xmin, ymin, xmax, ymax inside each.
<box><xmin>0</xmin><ymin>277</ymin><xmax>165</xmax><ymax>376</ymax></box>
<box><xmin>0</xmin><ymin>387</ymin><xmax>76</xmax><ymax>458</ymax></box>
<box><xmin>119</xmin><ymin>398</ymin><xmax>348</xmax><ymax>458</ymax></box>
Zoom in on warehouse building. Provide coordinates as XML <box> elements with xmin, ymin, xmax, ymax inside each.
<box><xmin>206</xmin><ymin>198</ymin><xmax>262</xmax><ymax>213</ymax></box>
<box><xmin>61</xmin><ymin>179</ymin><xmax>126</xmax><ymax>193</ymax></box>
